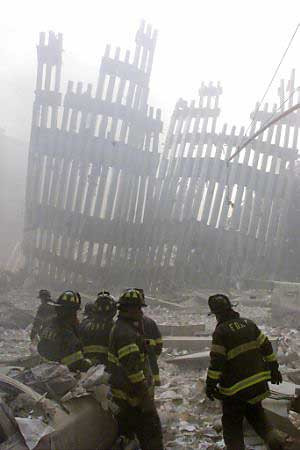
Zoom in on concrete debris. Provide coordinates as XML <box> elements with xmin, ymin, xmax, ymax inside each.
<box><xmin>0</xmin><ymin>303</ymin><xmax>33</xmax><ymax>330</ymax></box>
<box><xmin>15</xmin><ymin>418</ymin><xmax>54</xmax><ymax>450</ymax></box>
<box><xmin>0</xmin><ymin>368</ymin><xmax>117</xmax><ymax>449</ymax></box>
<box><xmin>0</xmin><ymin>287</ymin><xmax>300</xmax><ymax>448</ymax></box>
<box><xmin>0</xmin><ymin>399</ymin><xmax>29</xmax><ymax>450</ymax></box>
<box><xmin>10</xmin><ymin>363</ymin><xmax>77</xmax><ymax>399</ymax></box>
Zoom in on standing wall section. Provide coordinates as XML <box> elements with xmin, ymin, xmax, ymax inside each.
<box><xmin>155</xmin><ymin>73</ymin><xmax>299</xmax><ymax>288</ymax></box>
<box><xmin>23</xmin><ymin>26</ymin><xmax>299</xmax><ymax>290</ymax></box>
<box><xmin>24</xmin><ymin>23</ymin><xmax>163</xmax><ymax>288</ymax></box>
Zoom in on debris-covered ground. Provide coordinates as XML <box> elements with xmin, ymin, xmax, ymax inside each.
<box><xmin>1</xmin><ymin>288</ymin><xmax>300</xmax><ymax>449</ymax></box>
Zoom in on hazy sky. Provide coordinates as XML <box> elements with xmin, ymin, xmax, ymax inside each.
<box><xmin>1</xmin><ymin>0</ymin><xmax>300</xmax><ymax>143</ymax></box>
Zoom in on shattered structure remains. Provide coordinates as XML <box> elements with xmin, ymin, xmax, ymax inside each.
<box><xmin>24</xmin><ymin>23</ymin><xmax>300</xmax><ymax>290</ymax></box>
<box><xmin>156</xmin><ymin>73</ymin><xmax>300</xmax><ymax>288</ymax></box>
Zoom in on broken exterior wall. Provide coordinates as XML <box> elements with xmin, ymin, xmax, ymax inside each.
<box><xmin>23</xmin><ymin>23</ymin><xmax>163</xmax><ymax>288</ymax></box>
<box><xmin>280</xmin><ymin>160</ymin><xmax>300</xmax><ymax>281</ymax></box>
<box><xmin>153</xmin><ymin>72</ymin><xmax>300</xmax><ymax>288</ymax></box>
<box><xmin>23</xmin><ymin>24</ymin><xmax>299</xmax><ymax>290</ymax></box>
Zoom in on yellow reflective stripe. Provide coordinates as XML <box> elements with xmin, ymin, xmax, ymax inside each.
<box><xmin>211</xmin><ymin>344</ymin><xmax>226</xmax><ymax>356</ymax></box>
<box><xmin>155</xmin><ymin>338</ymin><xmax>163</xmax><ymax>344</ymax></box>
<box><xmin>128</xmin><ymin>370</ymin><xmax>145</xmax><ymax>383</ymax></box>
<box><xmin>148</xmin><ymin>339</ymin><xmax>156</xmax><ymax>347</ymax></box>
<box><xmin>61</xmin><ymin>350</ymin><xmax>83</xmax><ymax>366</ymax></box>
<box><xmin>140</xmin><ymin>353</ymin><xmax>145</xmax><ymax>362</ymax></box>
<box><xmin>248</xmin><ymin>391</ymin><xmax>270</xmax><ymax>404</ymax></box>
<box><xmin>207</xmin><ymin>369</ymin><xmax>222</xmax><ymax>380</ymax></box>
<box><xmin>84</xmin><ymin>344</ymin><xmax>108</xmax><ymax>354</ymax></box>
<box><xmin>111</xmin><ymin>388</ymin><xmax>139</xmax><ymax>407</ymax></box>
<box><xmin>118</xmin><ymin>343</ymin><xmax>139</xmax><ymax>359</ymax></box>
<box><xmin>108</xmin><ymin>352</ymin><xmax>119</xmax><ymax>365</ymax></box>
<box><xmin>265</xmin><ymin>352</ymin><xmax>277</xmax><ymax>362</ymax></box>
<box><xmin>153</xmin><ymin>374</ymin><xmax>160</xmax><ymax>382</ymax></box>
<box><xmin>227</xmin><ymin>341</ymin><xmax>258</xmax><ymax>360</ymax></box>
<box><xmin>219</xmin><ymin>371</ymin><xmax>270</xmax><ymax>396</ymax></box>
<box><xmin>257</xmin><ymin>332</ymin><xmax>267</xmax><ymax>346</ymax></box>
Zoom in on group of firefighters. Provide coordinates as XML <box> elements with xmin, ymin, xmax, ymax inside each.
<box><xmin>30</xmin><ymin>288</ymin><xmax>285</xmax><ymax>450</ymax></box>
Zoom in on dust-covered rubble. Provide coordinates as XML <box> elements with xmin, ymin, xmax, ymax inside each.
<box><xmin>1</xmin><ymin>288</ymin><xmax>300</xmax><ymax>448</ymax></box>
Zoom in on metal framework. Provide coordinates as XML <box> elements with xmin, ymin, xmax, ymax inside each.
<box><xmin>23</xmin><ymin>25</ymin><xmax>300</xmax><ymax>290</ymax></box>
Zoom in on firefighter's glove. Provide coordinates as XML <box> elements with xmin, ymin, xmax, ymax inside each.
<box><xmin>205</xmin><ymin>384</ymin><xmax>219</xmax><ymax>401</ymax></box>
<box><xmin>270</xmin><ymin>368</ymin><xmax>282</xmax><ymax>385</ymax></box>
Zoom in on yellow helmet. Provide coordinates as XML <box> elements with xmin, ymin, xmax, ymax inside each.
<box><xmin>55</xmin><ymin>290</ymin><xmax>81</xmax><ymax>311</ymax></box>
<box><xmin>118</xmin><ymin>288</ymin><xmax>147</xmax><ymax>308</ymax></box>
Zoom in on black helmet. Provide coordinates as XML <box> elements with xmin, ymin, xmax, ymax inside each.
<box><xmin>133</xmin><ymin>288</ymin><xmax>145</xmax><ymax>300</ymax></box>
<box><xmin>208</xmin><ymin>294</ymin><xmax>236</xmax><ymax>315</ymax></box>
<box><xmin>118</xmin><ymin>288</ymin><xmax>147</xmax><ymax>309</ymax></box>
<box><xmin>84</xmin><ymin>302</ymin><xmax>96</xmax><ymax>317</ymax></box>
<box><xmin>123</xmin><ymin>287</ymin><xmax>145</xmax><ymax>300</ymax></box>
<box><xmin>37</xmin><ymin>289</ymin><xmax>51</xmax><ymax>300</ymax></box>
<box><xmin>95</xmin><ymin>291</ymin><xmax>117</xmax><ymax>317</ymax></box>
<box><xmin>55</xmin><ymin>290</ymin><xmax>81</xmax><ymax>311</ymax></box>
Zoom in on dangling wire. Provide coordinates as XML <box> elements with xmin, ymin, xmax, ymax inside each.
<box><xmin>244</xmin><ymin>23</ymin><xmax>300</xmax><ymax>139</ymax></box>
<box><xmin>230</xmin><ymin>86</ymin><xmax>300</xmax><ymax>163</ymax></box>
<box><xmin>225</xmin><ymin>23</ymin><xmax>300</xmax><ymax>207</ymax></box>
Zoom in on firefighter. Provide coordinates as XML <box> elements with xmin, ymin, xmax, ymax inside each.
<box><xmin>108</xmin><ymin>288</ymin><xmax>164</xmax><ymax>450</ymax></box>
<box><xmin>38</xmin><ymin>290</ymin><xmax>91</xmax><ymax>372</ymax></box>
<box><xmin>80</xmin><ymin>291</ymin><xmax>117</xmax><ymax>366</ymax></box>
<box><xmin>205</xmin><ymin>293</ymin><xmax>284</xmax><ymax>450</ymax></box>
<box><xmin>83</xmin><ymin>301</ymin><xmax>97</xmax><ymax>319</ymax></box>
<box><xmin>143</xmin><ymin>315</ymin><xmax>163</xmax><ymax>387</ymax></box>
<box><xmin>30</xmin><ymin>289</ymin><xmax>56</xmax><ymax>342</ymax></box>
<box><xmin>132</xmin><ymin>288</ymin><xmax>163</xmax><ymax>386</ymax></box>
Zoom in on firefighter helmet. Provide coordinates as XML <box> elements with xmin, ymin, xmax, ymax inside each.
<box><xmin>84</xmin><ymin>302</ymin><xmax>96</xmax><ymax>317</ymax></box>
<box><xmin>132</xmin><ymin>288</ymin><xmax>145</xmax><ymax>300</ymax></box>
<box><xmin>95</xmin><ymin>291</ymin><xmax>117</xmax><ymax>317</ymax></box>
<box><xmin>55</xmin><ymin>290</ymin><xmax>81</xmax><ymax>311</ymax></box>
<box><xmin>208</xmin><ymin>294</ymin><xmax>236</xmax><ymax>315</ymax></box>
<box><xmin>37</xmin><ymin>289</ymin><xmax>51</xmax><ymax>300</ymax></box>
<box><xmin>118</xmin><ymin>288</ymin><xmax>147</xmax><ymax>308</ymax></box>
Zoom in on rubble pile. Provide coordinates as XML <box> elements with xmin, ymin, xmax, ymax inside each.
<box><xmin>157</xmin><ymin>364</ymin><xmax>224</xmax><ymax>449</ymax></box>
<box><xmin>0</xmin><ymin>291</ymin><xmax>36</xmax><ymax>361</ymax></box>
<box><xmin>0</xmin><ymin>288</ymin><xmax>300</xmax><ymax>449</ymax></box>
<box><xmin>146</xmin><ymin>290</ymin><xmax>300</xmax><ymax>449</ymax></box>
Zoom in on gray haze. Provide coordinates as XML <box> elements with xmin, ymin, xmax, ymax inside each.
<box><xmin>1</xmin><ymin>0</ymin><xmax>300</xmax><ymax>143</ymax></box>
<box><xmin>1</xmin><ymin>0</ymin><xmax>300</xmax><ymax>267</ymax></box>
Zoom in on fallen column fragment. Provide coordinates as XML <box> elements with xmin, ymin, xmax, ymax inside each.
<box><xmin>145</xmin><ymin>296</ymin><xmax>187</xmax><ymax>310</ymax></box>
<box><xmin>159</xmin><ymin>323</ymin><xmax>205</xmax><ymax>336</ymax></box>
<box><xmin>166</xmin><ymin>351</ymin><xmax>210</xmax><ymax>369</ymax></box>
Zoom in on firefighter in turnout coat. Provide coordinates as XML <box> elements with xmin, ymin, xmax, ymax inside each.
<box><xmin>80</xmin><ymin>291</ymin><xmax>117</xmax><ymax>366</ymax></box>
<box><xmin>38</xmin><ymin>290</ymin><xmax>91</xmax><ymax>372</ymax></box>
<box><xmin>205</xmin><ymin>294</ymin><xmax>284</xmax><ymax>450</ymax></box>
<box><xmin>143</xmin><ymin>314</ymin><xmax>163</xmax><ymax>387</ymax></box>
<box><xmin>108</xmin><ymin>289</ymin><xmax>164</xmax><ymax>450</ymax></box>
<box><xmin>30</xmin><ymin>289</ymin><xmax>56</xmax><ymax>342</ymax></box>
<box><xmin>132</xmin><ymin>287</ymin><xmax>163</xmax><ymax>387</ymax></box>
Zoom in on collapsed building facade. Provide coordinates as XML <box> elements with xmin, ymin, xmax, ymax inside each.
<box><xmin>23</xmin><ymin>22</ymin><xmax>300</xmax><ymax>291</ymax></box>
